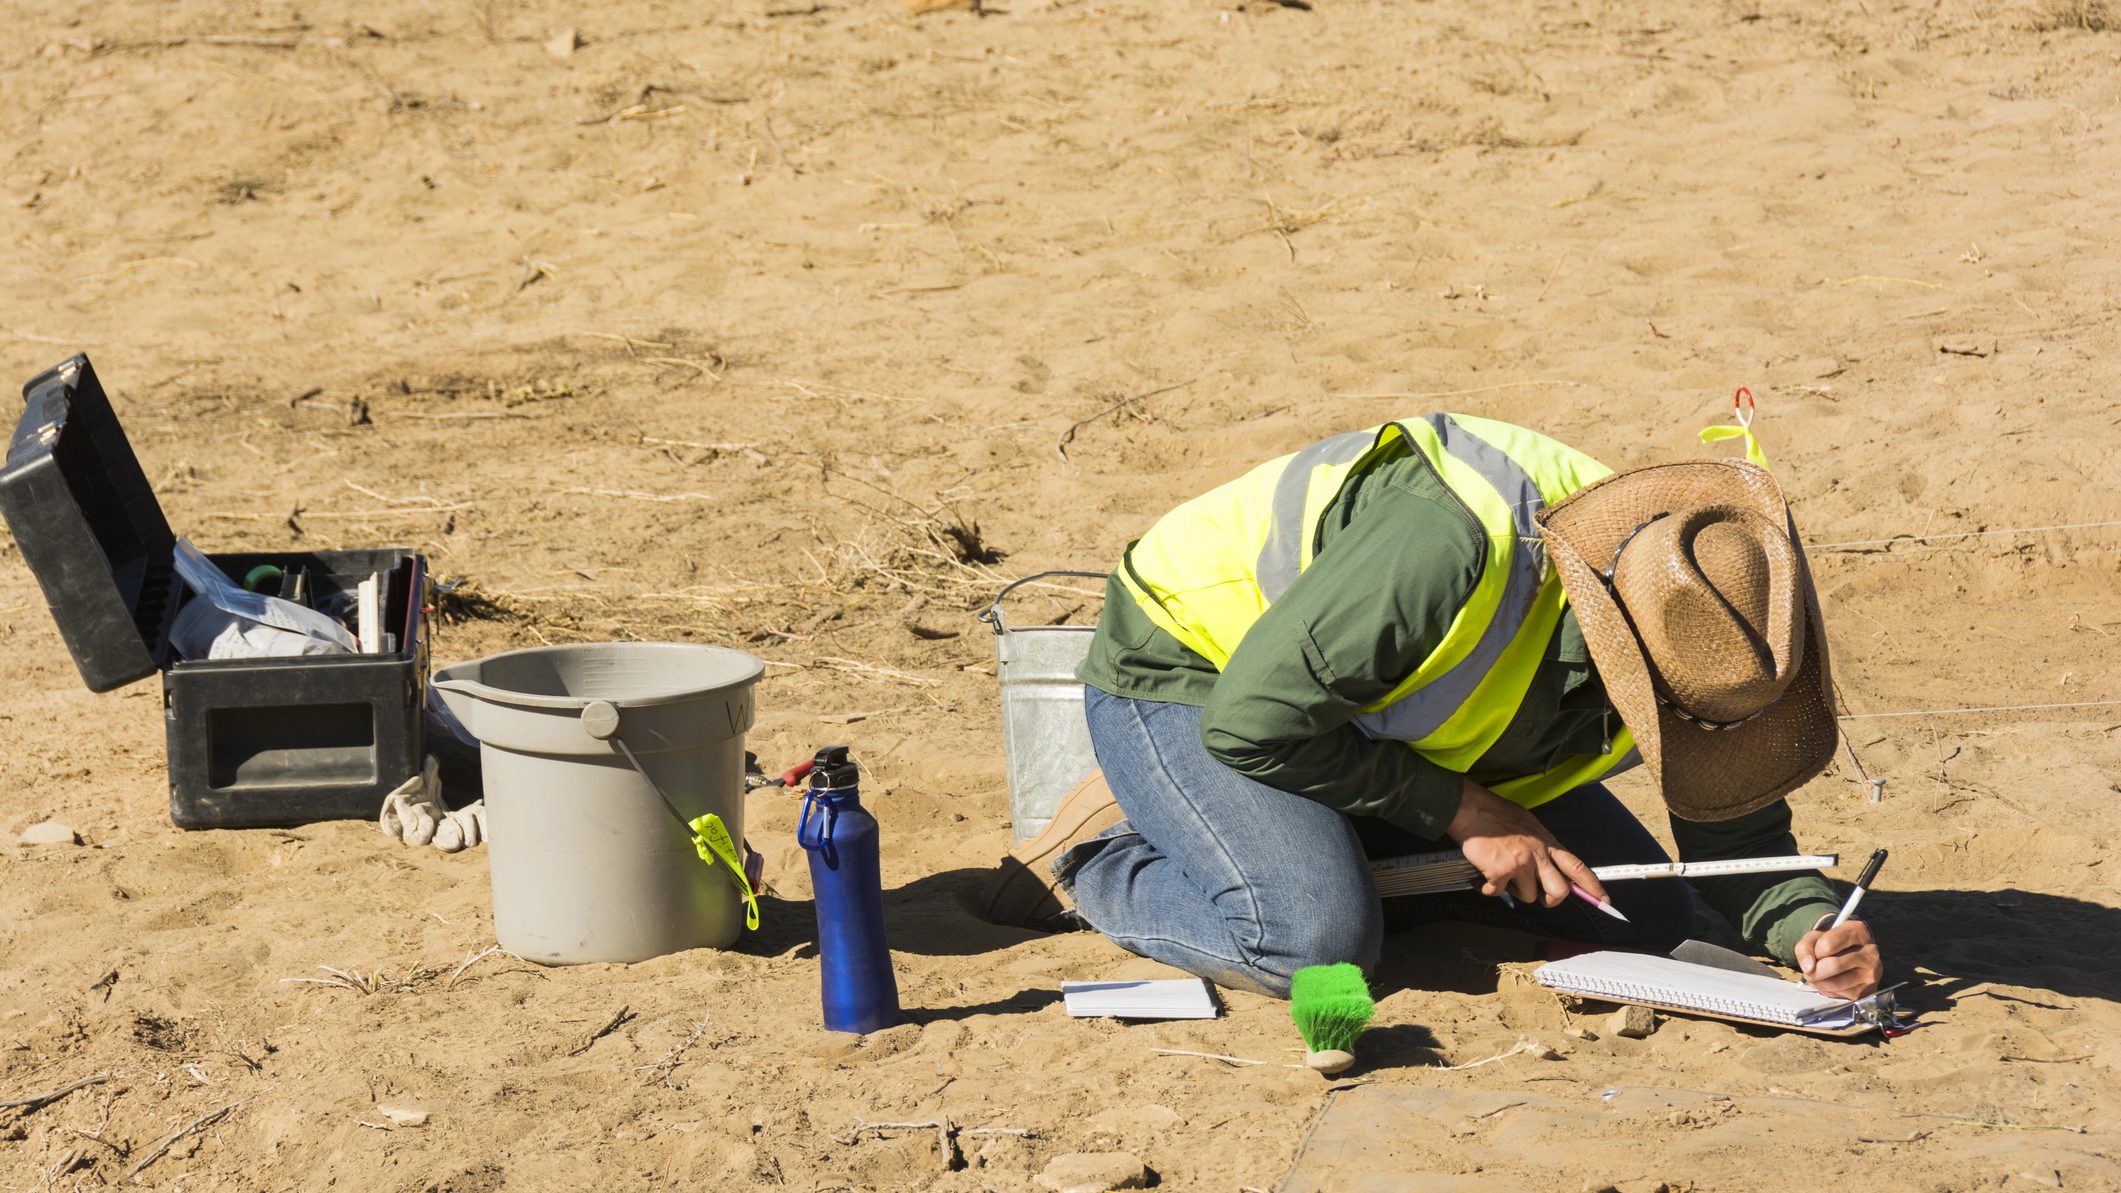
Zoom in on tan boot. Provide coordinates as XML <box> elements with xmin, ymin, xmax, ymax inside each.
<box><xmin>977</xmin><ymin>771</ymin><xmax>1126</xmax><ymax>927</ymax></box>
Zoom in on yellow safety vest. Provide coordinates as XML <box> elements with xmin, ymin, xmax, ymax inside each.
<box><xmin>1117</xmin><ymin>413</ymin><xmax>1640</xmax><ymax>809</ymax></box>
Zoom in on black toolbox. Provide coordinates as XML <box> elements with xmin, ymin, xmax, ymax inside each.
<box><xmin>0</xmin><ymin>355</ymin><xmax>428</xmax><ymax>828</ymax></box>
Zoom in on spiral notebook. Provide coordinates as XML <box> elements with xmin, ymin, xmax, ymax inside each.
<box><xmin>1535</xmin><ymin>950</ymin><xmax>1861</xmax><ymax>1033</ymax></box>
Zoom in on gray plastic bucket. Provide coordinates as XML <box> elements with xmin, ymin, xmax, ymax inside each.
<box><xmin>980</xmin><ymin>572</ymin><xmax>1105</xmax><ymax>844</ymax></box>
<box><xmin>432</xmin><ymin>642</ymin><xmax>765</xmax><ymax>965</ymax></box>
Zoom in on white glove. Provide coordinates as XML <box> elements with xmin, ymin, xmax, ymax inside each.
<box><xmin>379</xmin><ymin>758</ymin><xmax>484</xmax><ymax>851</ymax></box>
<box><xmin>433</xmin><ymin>800</ymin><xmax>486</xmax><ymax>852</ymax></box>
<box><xmin>379</xmin><ymin>758</ymin><xmax>444</xmax><ymax>846</ymax></box>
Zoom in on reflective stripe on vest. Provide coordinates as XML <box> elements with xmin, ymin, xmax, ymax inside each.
<box><xmin>1348</xmin><ymin>414</ymin><xmax>1551</xmax><ymax>745</ymax></box>
<box><xmin>1118</xmin><ymin>413</ymin><xmax>1636</xmax><ymax>808</ymax></box>
<box><xmin>1256</xmin><ymin>428</ymin><xmax>1377</xmax><ymax>601</ymax></box>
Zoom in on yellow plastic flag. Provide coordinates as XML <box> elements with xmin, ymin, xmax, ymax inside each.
<box><xmin>1699</xmin><ymin>386</ymin><xmax>1772</xmax><ymax>471</ymax></box>
<box><xmin>689</xmin><ymin>812</ymin><xmax>761</xmax><ymax>931</ymax></box>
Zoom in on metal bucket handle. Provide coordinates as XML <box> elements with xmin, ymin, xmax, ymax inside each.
<box><xmin>579</xmin><ymin>700</ymin><xmax>692</xmax><ymax>827</ymax></box>
<box><xmin>580</xmin><ymin>700</ymin><xmax>762</xmax><ymax>928</ymax></box>
<box><xmin>978</xmin><ymin>570</ymin><xmax>1110</xmax><ymax>636</ymax></box>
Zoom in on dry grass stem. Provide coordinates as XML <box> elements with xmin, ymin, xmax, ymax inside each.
<box><xmin>343</xmin><ymin>480</ymin><xmax>460</xmax><ymax>507</ymax></box>
<box><xmin>281</xmin><ymin>963</ymin><xmax>446</xmax><ymax>995</ymax></box>
<box><xmin>443</xmin><ymin>946</ymin><xmax>532</xmax><ymax>989</ymax></box>
<box><xmin>635</xmin><ymin>1020</ymin><xmax>710</xmax><ymax>1087</ymax></box>
<box><xmin>1145</xmin><ymin>1044</ymin><xmax>1272</xmax><ymax>1061</ymax></box>
<box><xmin>128</xmin><ymin>1098</ymin><xmax>251</xmax><ymax>1178</ymax></box>
<box><xmin>781</xmin><ymin>378</ymin><xmax>917</xmax><ymax>405</ymax></box>
<box><xmin>563</xmin><ymin>487</ymin><xmax>719</xmax><ymax>503</ymax></box>
<box><xmin>1835</xmin><ymin>275</ymin><xmax>1944</xmax><ymax>289</ymax></box>
<box><xmin>577</xmin><ymin>331</ymin><xmax>677</xmax><ymax>353</ymax></box>
<box><xmin>813</xmin><ymin>657</ymin><xmax>942</xmax><ymax>687</ymax></box>
<box><xmin>1433</xmin><ymin>1038</ymin><xmax>1546</xmax><ymax>1071</ymax></box>
<box><xmin>0</xmin><ymin>1072</ymin><xmax>110</xmax><ymax>1113</ymax></box>
<box><xmin>1055</xmin><ymin>377</ymin><xmax>1200</xmax><ymax>462</ymax></box>
<box><xmin>566</xmin><ymin>1006</ymin><xmax>637</xmax><ymax>1057</ymax></box>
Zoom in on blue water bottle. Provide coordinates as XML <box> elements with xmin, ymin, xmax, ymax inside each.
<box><xmin>797</xmin><ymin>746</ymin><xmax>902</xmax><ymax>1033</ymax></box>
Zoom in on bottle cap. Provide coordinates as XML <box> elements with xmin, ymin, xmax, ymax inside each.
<box><xmin>808</xmin><ymin>745</ymin><xmax>860</xmax><ymax>791</ymax></box>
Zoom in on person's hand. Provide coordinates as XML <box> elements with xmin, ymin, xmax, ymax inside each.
<box><xmin>1795</xmin><ymin>918</ymin><xmax>1882</xmax><ymax>1000</ymax></box>
<box><xmin>1446</xmin><ymin>779</ymin><xmax>1610</xmax><ymax>909</ymax></box>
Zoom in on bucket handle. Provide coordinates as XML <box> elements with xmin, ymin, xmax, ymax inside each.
<box><xmin>581</xmin><ymin>700</ymin><xmax>761</xmax><ymax>930</ymax></box>
<box><xmin>977</xmin><ymin>570</ymin><xmax>1110</xmax><ymax>636</ymax></box>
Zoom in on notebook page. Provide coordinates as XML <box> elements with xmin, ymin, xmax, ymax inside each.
<box><xmin>1535</xmin><ymin>951</ymin><xmax>1854</xmax><ymax>1027</ymax></box>
<box><xmin>1062</xmin><ymin>979</ymin><xmax>1219</xmax><ymax>1020</ymax></box>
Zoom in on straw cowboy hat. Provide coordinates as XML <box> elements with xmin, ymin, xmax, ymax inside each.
<box><xmin>1538</xmin><ymin>459</ymin><xmax>1837</xmax><ymax>821</ymax></box>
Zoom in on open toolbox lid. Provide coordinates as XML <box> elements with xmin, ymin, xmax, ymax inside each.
<box><xmin>0</xmin><ymin>355</ymin><xmax>181</xmax><ymax>692</ymax></box>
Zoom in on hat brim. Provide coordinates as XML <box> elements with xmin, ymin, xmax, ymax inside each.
<box><xmin>1538</xmin><ymin>461</ymin><xmax>1838</xmax><ymax>821</ymax></box>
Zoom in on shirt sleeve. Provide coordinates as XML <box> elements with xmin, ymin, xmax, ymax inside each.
<box><xmin>1670</xmin><ymin>801</ymin><xmax>1842</xmax><ymax>966</ymax></box>
<box><xmin>1197</xmin><ymin>475</ymin><xmax>1483</xmax><ymax>837</ymax></box>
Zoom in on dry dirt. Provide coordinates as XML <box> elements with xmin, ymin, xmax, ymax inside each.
<box><xmin>4</xmin><ymin>0</ymin><xmax>2121</xmax><ymax>1189</ymax></box>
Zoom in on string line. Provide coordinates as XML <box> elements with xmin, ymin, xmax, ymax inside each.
<box><xmin>1807</xmin><ymin>519</ymin><xmax>2121</xmax><ymax>549</ymax></box>
<box><xmin>1802</xmin><ymin>519</ymin><xmax>2121</xmax><ymax>725</ymax></box>
<box><xmin>1837</xmin><ymin>699</ymin><xmax>2121</xmax><ymax>720</ymax></box>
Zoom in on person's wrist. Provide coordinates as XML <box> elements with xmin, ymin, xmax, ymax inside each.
<box><xmin>1446</xmin><ymin>777</ymin><xmax>1487</xmax><ymax>839</ymax></box>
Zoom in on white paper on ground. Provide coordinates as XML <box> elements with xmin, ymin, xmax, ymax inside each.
<box><xmin>1062</xmin><ymin>978</ymin><xmax>1219</xmax><ymax>1020</ymax></box>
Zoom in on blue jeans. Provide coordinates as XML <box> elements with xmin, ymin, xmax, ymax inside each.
<box><xmin>1062</xmin><ymin>689</ymin><xmax>1696</xmax><ymax>997</ymax></box>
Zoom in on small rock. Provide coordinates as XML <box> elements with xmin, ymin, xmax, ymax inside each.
<box><xmin>374</xmin><ymin>1103</ymin><xmax>428</xmax><ymax>1127</ymax></box>
<box><xmin>1935</xmin><ymin>338</ymin><xmax>1991</xmax><ymax>357</ymax></box>
<box><xmin>1130</xmin><ymin>1104</ymin><xmax>1179</xmax><ymax>1130</ymax></box>
<box><xmin>903</xmin><ymin>0</ymin><xmax>980</xmax><ymax>11</ymax></box>
<box><xmin>1582</xmin><ymin>1183</ymin><xmax>1622</xmax><ymax>1193</ymax></box>
<box><xmin>1615</xmin><ymin>1182</ymin><xmax>1669</xmax><ymax>1193</ymax></box>
<box><xmin>543</xmin><ymin>28</ymin><xmax>580</xmax><ymax>59</ymax></box>
<box><xmin>1035</xmin><ymin>1150</ymin><xmax>1150</xmax><ymax>1193</ymax></box>
<box><xmin>2012</xmin><ymin>1171</ymin><xmax>2062</xmax><ymax>1189</ymax></box>
<box><xmin>1609</xmin><ymin>1005</ymin><xmax>1657</xmax><ymax>1040</ymax></box>
<box><xmin>18</xmin><ymin>820</ymin><xmax>79</xmax><ymax>847</ymax></box>
<box><xmin>1564</xmin><ymin>1025</ymin><xmax>1599</xmax><ymax>1042</ymax></box>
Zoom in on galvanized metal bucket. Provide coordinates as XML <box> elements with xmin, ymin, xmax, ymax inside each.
<box><xmin>979</xmin><ymin>571</ymin><xmax>1106</xmax><ymax>844</ymax></box>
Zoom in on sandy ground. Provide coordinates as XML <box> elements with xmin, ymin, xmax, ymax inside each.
<box><xmin>4</xmin><ymin>0</ymin><xmax>2121</xmax><ymax>1188</ymax></box>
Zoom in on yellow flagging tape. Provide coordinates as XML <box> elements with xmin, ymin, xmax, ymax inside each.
<box><xmin>689</xmin><ymin>813</ymin><xmax>761</xmax><ymax>931</ymax></box>
<box><xmin>1699</xmin><ymin>423</ymin><xmax>1772</xmax><ymax>470</ymax></box>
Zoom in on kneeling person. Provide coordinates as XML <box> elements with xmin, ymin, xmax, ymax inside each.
<box><xmin>989</xmin><ymin>414</ymin><xmax>1882</xmax><ymax>1002</ymax></box>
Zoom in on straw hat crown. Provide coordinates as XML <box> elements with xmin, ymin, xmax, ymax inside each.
<box><xmin>1538</xmin><ymin>460</ymin><xmax>1837</xmax><ymax>822</ymax></box>
<box><xmin>1613</xmin><ymin>505</ymin><xmax>1806</xmax><ymax>726</ymax></box>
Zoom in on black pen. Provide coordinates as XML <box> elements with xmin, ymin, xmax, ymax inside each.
<box><xmin>1829</xmin><ymin>848</ymin><xmax>1888</xmax><ymax>930</ymax></box>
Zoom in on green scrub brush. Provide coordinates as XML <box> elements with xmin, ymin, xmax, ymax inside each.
<box><xmin>1289</xmin><ymin>963</ymin><xmax>1374</xmax><ymax>1075</ymax></box>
